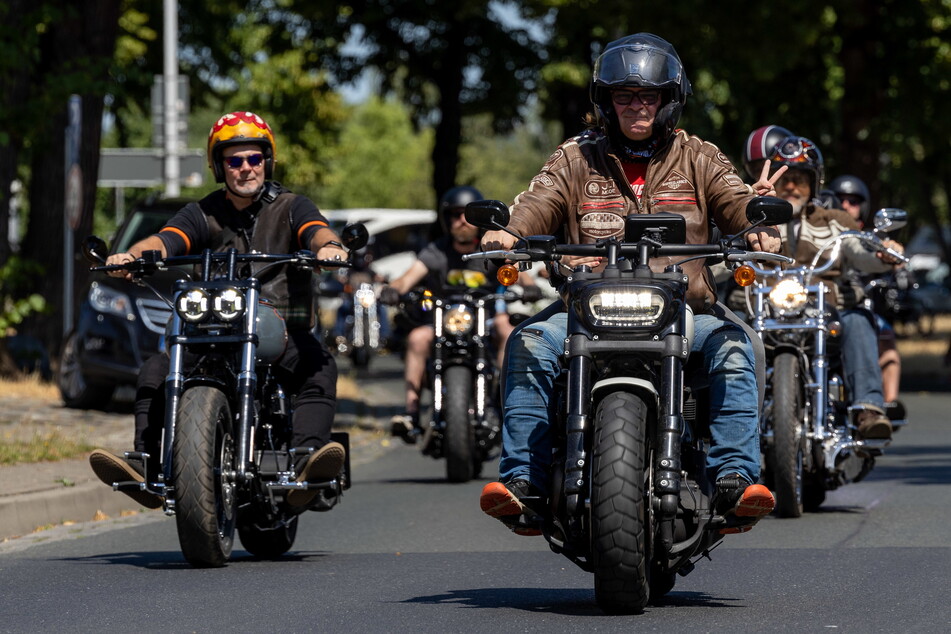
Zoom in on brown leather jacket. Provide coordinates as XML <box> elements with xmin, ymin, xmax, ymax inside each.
<box><xmin>507</xmin><ymin>128</ymin><xmax>759</xmax><ymax>312</ymax></box>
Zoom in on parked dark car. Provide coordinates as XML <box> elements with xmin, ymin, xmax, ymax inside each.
<box><xmin>57</xmin><ymin>199</ymin><xmax>188</xmax><ymax>409</ymax></box>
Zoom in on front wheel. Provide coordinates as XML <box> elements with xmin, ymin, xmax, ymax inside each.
<box><xmin>767</xmin><ymin>352</ymin><xmax>805</xmax><ymax>518</ymax></box>
<box><xmin>591</xmin><ymin>391</ymin><xmax>652</xmax><ymax>614</ymax></box>
<box><xmin>443</xmin><ymin>365</ymin><xmax>475</xmax><ymax>483</ymax></box>
<box><xmin>173</xmin><ymin>386</ymin><xmax>238</xmax><ymax>567</ymax></box>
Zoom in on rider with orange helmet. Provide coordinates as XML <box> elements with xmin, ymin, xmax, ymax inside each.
<box><xmin>90</xmin><ymin>111</ymin><xmax>349</xmax><ymax>509</ymax></box>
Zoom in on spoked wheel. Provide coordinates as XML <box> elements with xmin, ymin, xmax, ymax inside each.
<box><xmin>443</xmin><ymin>365</ymin><xmax>475</xmax><ymax>483</ymax></box>
<box><xmin>173</xmin><ymin>386</ymin><xmax>237</xmax><ymax>567</ymax></box>
<box><xmin>591</xmin><ymin>391</ymin><xmax>652</xmax><ymax>614</ymax></box>
<box><xmin>767</xmin><ymin>352</ymin><xmax>805</xmax><ymax>518</ymax></box>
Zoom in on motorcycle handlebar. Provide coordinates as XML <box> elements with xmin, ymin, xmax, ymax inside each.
<box><xmin>91</xmin><ymin>249</ymin><xmax>352</xmax><ymax>276</ymax></box>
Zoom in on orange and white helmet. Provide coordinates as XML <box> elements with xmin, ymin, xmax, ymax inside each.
<box><xmin>207</xmin><ymin>111</ymin><xmax>276</xmax><ymax>182</ymax></box>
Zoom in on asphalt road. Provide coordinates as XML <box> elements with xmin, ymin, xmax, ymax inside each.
<box><xmin>1</xmin><ymin>387</ymin><xmax>950</xmax><ymax>632</ymax></box>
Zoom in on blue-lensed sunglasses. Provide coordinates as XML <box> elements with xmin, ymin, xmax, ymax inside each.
<box><xmin>224</xmin><ymin>153</ymin><xmax>264</xmax><ymax>169</ymax></box>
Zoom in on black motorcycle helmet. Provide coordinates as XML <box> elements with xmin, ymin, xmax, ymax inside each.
<box><xmin>590</xmin><ymin>33</ymin><xmax>692</xmax><ymax>148</ymax></box>
<box><xmin>438</xmin><ymin>185</ymin><xmax>483</xmax><ymax>235</ymax></box>
<box><xmin>742</xmin><ymin>124</ymin><xmax>793</xmax><ymax>181</ymax></box>
<box><xmin>767</xmin><ymin>135</ymin><xmax>825</xmax><ymax>199</ymax></box>
<box><xmin>828</xmin><ymin>174</ymin><xmax>872</xmax><ymax>224</ymax></box>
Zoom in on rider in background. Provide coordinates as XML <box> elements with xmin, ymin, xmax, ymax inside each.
<box><xmin>380</xmin><ymin>186</ymin><xmax>541</xmax><ymax>444</ymax></box>
<box><xmin>828</xmin><ymin>174</ymin><xmax>903</xmax><ymax>405</ymax></box>
<box><xmin>88</xmin><ymin>111</ymin><xmax>348</xmax><ymax>509</ymax></box>
<box><xmin>478</xmin><ymin>32</ymin><xmax>782</xmax><ymax>536</ymax></box>
<box><xmin>767</xmin><ymin>137</ymin><xmax>904</xmax><ymax>439</ymax></box>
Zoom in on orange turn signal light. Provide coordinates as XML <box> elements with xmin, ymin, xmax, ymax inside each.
<box><xmin>733</xmin><ymin>265</ymin><xmax>756</xmax><ymax>287</ymax></box>
<box><xmin>497</xmin><ymin>264</ymin><xmax>520</xmax><ymax>287</ymax></box>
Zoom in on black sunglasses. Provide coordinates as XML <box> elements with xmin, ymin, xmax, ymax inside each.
<box><xmin>224</xmin><ymin>153</ymin><xmax>264</xmax><ymax>169</ymax></box>
<box><xmin>610</xmin><ymin>90</ymin><xmax>661</xmax><ymax>107</ymax></box>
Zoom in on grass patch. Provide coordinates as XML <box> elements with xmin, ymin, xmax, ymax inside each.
<box><xmin>0</xmin><ymin>373</ymin><xmax>59</xmax><ymax>402</ymax></box>
<box><xmin>0</xmin><ymin>430</ymin><xmax>94</xmax><ymax>465</ymax></box>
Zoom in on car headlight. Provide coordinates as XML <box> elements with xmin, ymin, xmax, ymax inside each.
<box><xmin>176</xmin><ymin>289</ymin><xmax>211</xmax><ymax>323</ymax></box>
<box><xmin>444</xmin><ymin>304</ymin><xmax>474</xmax><ymax>334</ymax></box>
<box><xmin>88</xmin><ymin>282</ymin><xmax>132</xmax><ymax>319</ymax></box>
<box><xmin>212</xmin><ymin>287</ymin><xmax>245</xmax><ymax>321</ymax></box>
<box><xmin>768</xmin><ymin>279</ymin><xmax>808</xmax><ymax>316</ymax></box>
<box><xmin>585</xmin><ymin>285</ymin><xmax>666</xmax><ymax>327</ymax></box>
<box><xmin>354</xmin><ymin>287</ymin><xmax>376</xmax><ymax>309</ymax></box>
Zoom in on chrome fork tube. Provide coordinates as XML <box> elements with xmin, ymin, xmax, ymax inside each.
<box><xmin>236</xmin><ymin>288</ymin><xmax>259</xmax><ymax>480</ymax></box>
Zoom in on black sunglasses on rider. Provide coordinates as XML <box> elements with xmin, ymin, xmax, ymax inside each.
<box><xmin>610</xmin><ymin>89</ymin><xmax>662</xmax><ymax>107</ymax></box>
<box><xmin>224</xmin><ymin>153</ymin><xmax>264</xmax><ymax>169</ymax></box>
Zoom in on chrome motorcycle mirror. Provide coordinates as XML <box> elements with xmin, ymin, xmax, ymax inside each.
<box><xmin>872</xmin><ymin>208</ymin><xmax>907</xmax><ymax>234</ymax></box>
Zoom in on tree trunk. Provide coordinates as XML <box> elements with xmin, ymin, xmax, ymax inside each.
<box><xmin>18</xmin><ymin>0</ymin><xmax>121</xmax><ymax>360</ymax></box>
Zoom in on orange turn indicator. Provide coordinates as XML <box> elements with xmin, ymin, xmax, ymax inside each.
<box><xmin>733</xmin><ymin>265</ymin><xmax>756</xmax><ymax>287</ymax></box>
<box><xmin>497</xmin><ymin>264</ymin><xmax>520</xmax><ymax>287</ymax></box>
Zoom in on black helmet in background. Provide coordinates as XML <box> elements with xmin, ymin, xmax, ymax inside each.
<box><xmin>767</xmin><ymin>135</ymin><xmax>825</xmax><ymax>198</ymax></box>
<box><xmin>828</xmin><ymin>174</ymin><xmax>872</xmax><ymax>224</ymax></box>
<box><xmin>590</xmin><ymin>33</ymin><xmax>692</xmax><ymax>145</ymax></box>
<box><xmin>743</xmin><ymin>124</ymin><xmax>793</xmax><ymax>181</ymax></box>
<box><xmin>438</xmin><ymin>185</ymin><xmax>483</xmax><ymax>235</ymax></box>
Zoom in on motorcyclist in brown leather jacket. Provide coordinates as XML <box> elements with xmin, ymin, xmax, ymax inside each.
<box><xmin>479</xmin><ymin>33</ymin><xmax>786</xmax><ymax>535</ymax></box>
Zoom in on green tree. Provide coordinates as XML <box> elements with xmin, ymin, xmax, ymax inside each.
<box><xmin>321</xmin><ymin>97</ymin><xmax>434</xmax><ymax>209</ymax></box>
<box><xmin>298</xmin><ymin>0</ymin><xmax>544</xmax><ymax>201</ymax></box>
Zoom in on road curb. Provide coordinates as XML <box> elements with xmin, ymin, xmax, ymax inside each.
<box><xmin>0</xmin><ymin>480</ymin><xmax>158</xmax><ymax>541</ymax></box>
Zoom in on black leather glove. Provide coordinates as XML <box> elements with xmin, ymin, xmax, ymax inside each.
<box><xmin>520</xmin><ymin>285</ymin><xmax>543</xmax><ymax>303</ymax></box>
<box><xmin>379</xmin><ymin>285</ymin><xmax>401</xmax><ymax>306</ymax></box>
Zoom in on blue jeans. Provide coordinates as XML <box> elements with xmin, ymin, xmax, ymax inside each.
<box><xmin>840</xmin><ymin>309</ymin><xmax>884</xmax><ymax>409</ymax></box>
<box><xmin>498</xmin><ymin>302</ymin><xmax>762</xmax><ymax>493</ymax></box>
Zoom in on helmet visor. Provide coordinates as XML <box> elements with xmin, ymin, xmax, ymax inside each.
<box><xmin>594</xmin><ymin>44</ymin><xmax>684</xmax><ymax>89</ymax></box>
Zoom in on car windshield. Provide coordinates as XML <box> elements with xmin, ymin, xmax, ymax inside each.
<box><xmin>113</xmin><ymin>210</ymin><xmax>177</xmax><ymax>253</ymax></box>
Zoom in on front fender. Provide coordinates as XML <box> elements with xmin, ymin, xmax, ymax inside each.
<box><xmin>591</xmin><ymin>377</ymin><xmax>660</xmax><ymax>413</ymax></box>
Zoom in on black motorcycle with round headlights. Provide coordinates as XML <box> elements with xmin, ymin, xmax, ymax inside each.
<box><xmin>82</xmin><ymin>224</ymin><xmax>368</xmax><ymax>567</ymax></box>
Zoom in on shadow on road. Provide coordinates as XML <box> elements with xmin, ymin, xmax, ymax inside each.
<box><xmin>397</xmin><ymin>586</ymin><xmax>743</xmax><ymax>615</ymax></box>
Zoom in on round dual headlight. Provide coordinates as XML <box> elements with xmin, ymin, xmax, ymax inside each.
<box><xmin>176</xmin><ymin>287</ymin><xmax>245</xmax><ymax>323</ymax></box>
<box><xmin>177</xmin><ymin>289</ymin><xmax>210</xmax><ymax>323</ymax></box>
<box><xmin>444</xmin><ymin>304</ymin><xmax>474</xmax><ymax>334</ymax></box>
<box><xmin>212</xmin><ymin>288</ymin><xmax>245</xmax><ymax>321</ymax></box>
<box><xmin>768</xmin><ymin>279</ymin><xmax>808</xmax><ymax>315</ymax></box>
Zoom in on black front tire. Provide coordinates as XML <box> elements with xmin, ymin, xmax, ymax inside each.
<box><xmin>591</xmin><ymin>391</ymin><xmax>652</xmax><ymax>614</ymax></box>
<box><xmin>767</xmin><ymin>352</ymin><xmax>805</xmax><ymax>518</ymax></box>
<box><xmin>443</xmin><ymin>365</ymin><xmax>475</xmax><ymax>483</ymax></box>
<box><xmin>173</xmin><ymin>386</ymin><xmax>237</xmax><ymax>567</ymax></box>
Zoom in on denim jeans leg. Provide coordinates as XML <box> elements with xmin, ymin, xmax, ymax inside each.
<box><xmin>692</xmin><ymin>314</ymin><xmax>761</xmax><ymax>484</ymax></box>
<box><xmin>498</xmin><ymin>302</ymin><xmax>566</xmax><ymax>494</ymax></box>
<box><xmin>840</xmin><ymin>309</ymin><xmax>884</xmax><ymax>409</ymax></box>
